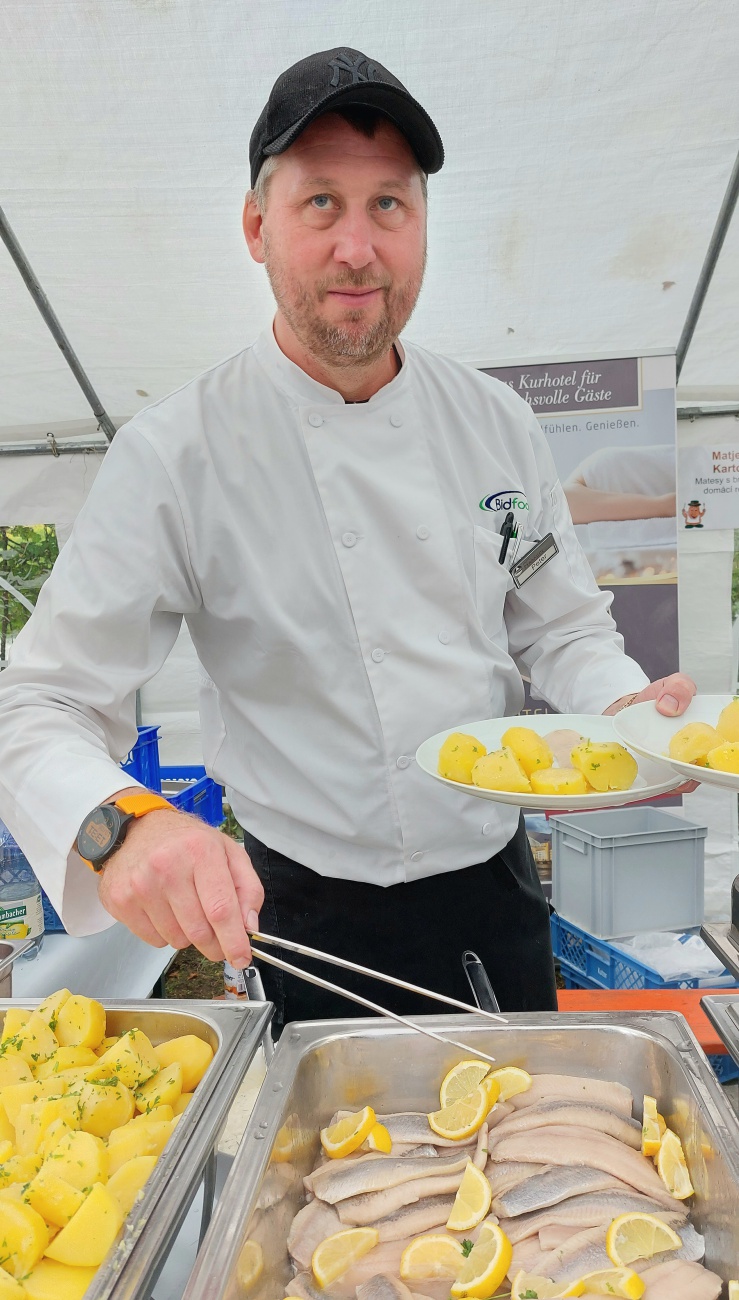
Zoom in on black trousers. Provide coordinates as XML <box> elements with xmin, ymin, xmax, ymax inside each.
<box><xmin>243</xmin><ymin>815</ymin><xmax>557</xmax><ymax>1033</ymax></box>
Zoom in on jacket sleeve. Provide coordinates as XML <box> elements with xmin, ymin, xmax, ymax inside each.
<box><xmin>0</xmin><ymin>425</ymin><xmax>201</xmax><ymax>935</ymax></box>
<box><xmin>505</xmin><ymin>413</ymin><xmax>650</xmax><ymax>715</ymax></box>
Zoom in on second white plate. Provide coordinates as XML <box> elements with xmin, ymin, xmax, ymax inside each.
<box><xmin>614</xmin><ymin>694</ymin><xmax>739</xmax><ymax>792</ymax></box>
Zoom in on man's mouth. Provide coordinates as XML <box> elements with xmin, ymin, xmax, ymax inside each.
<box><xmin>324</xmin><ymin>287</ymin><xmax>384</xmax><ymax>306</ymax></box>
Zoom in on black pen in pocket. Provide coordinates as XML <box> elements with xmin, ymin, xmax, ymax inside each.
<box><xmin>498</xmin><ymin>511</ymin><xmax>516</xmax><ymax>564</ymax></box>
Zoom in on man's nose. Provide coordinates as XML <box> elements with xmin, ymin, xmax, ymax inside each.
<box><xmin>332</xmin><ymin>209</ymin><xmax>377</xmax><ymax>269</ymax></box>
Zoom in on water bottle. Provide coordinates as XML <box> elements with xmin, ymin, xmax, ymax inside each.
<box><xmin>0</xmin><ymin>820</ymin><xmax>44</xmax><ymax>958</ymax></box>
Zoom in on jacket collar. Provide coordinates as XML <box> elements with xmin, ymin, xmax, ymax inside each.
<box><xmin>253</xmin><ymin>318</ymin><xmax>409</xmax><ymax>409</ymax></box>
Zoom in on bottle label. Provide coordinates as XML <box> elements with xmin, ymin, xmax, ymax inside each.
<box><xmin>223</xmin><ymin>961</ymin><xmax>249</xmax><ymax>1000</ymax></box>
<box><xmin>0</xmin><ymin>894</ymin><xmax>44</xmax><ymax>940</ymax></box>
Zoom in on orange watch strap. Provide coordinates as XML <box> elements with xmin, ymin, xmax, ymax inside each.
<box><xmin>114</xmin><ymin>793</ymin><xmax>174</xmax><ymax>817</ymax></box>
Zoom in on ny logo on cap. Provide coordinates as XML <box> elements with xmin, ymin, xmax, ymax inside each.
<box><xmin>328</xmin><ymin>53</ymin><xmax>380</xmax><ymax>87</ymax></box>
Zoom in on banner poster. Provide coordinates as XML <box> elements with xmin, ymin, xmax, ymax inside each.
<box><xmin>678</xmin><ymin>443</ymin><xmax>739</xmax><ymax>530</ymax></box>
<box><xmin>480</xmin><ymin>354</ymin><xmax>679</xmax><ymax>711</ymax></box>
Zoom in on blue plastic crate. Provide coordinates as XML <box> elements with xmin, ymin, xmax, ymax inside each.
<box><xmin>121</xmin><ymin>725</ymin><xmax>161</xmax><ymax>791</ymax></box>
<box><xmin>41</xmin><ymin>888</ymin><xmax>65</xmax><ymax>933</ymax></box>
<box><xmin>551</xmin><ymin>913</ymin><xmax>739</xmax><ymax>992</ymax></box>
<box><xmin>165</xmin><ymin>774</ymin><xmax>223</xmax><ymax>827</ymax></box>
<box><xmin>709</xmin><ymin>1052</ymin><xmax>739</xmax><ymax>1084</ymax></box>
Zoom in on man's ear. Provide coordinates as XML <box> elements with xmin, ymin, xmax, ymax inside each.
<box><xmin>243</xmin><ymin>195</ymin><xmax>265</xmax><ymax>264</ymax></box>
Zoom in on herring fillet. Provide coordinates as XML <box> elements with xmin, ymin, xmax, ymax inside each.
<box><xmin>492</xmin><ymin>1165</ymin><xmax>632</xmax><ymax>1217</ymax></box>
<box><xmin>356</xmin><ymin>1276</ymin><xmax>415</xmax><ymax>1300</ymax></box>
<box><xmin>498</xmin><ymin>1188</ymin><xmax>687</xmax><ymax>1244</ymax></box>
<box><xmin>376</xmin><ymin>1113</ymin><xmax>478</xmax><ymax>1147</ymax></box>
<box><xmin>486</xmin><ymin>1160</ymin><xmax>552</xmax><ymax>1197</ymax></box>
<box><xmin>287</xmin><ymin>1198</ymin><xmax>342</xmax><ymax>1271</ymax></box>
<box><xmin>370</xmin><ymin>1194</ymin><xmax>457</xmax><ymax>1241</ymax></box>
<box><xmin>538</xmin><ymin>1221</ymin><xmax>705</xmax><ymax>1285</ymax></box>
<box><xmin>337</xmin><ymin>1172</ymin><xmax>466</xmax><ymax>1225</ymax></box>
<box><xmin>489</xmin><ymin>1124</ymin><xmax>678</xmax><ymax>1203</ymax></box>
<box><xmin>488</xmin><ymin>1099</ymin><xmax>642</xmax><ymax>1150</ymax></box>
<box><xmin>507</xmin><ymin>1074</ymin><xmax>633</xmax><ymax>1117</ymax></box>
<box><xmin>307</xmin><ymin>1151</ymin><xmax>470</xmax><ymax>1204</ymax></box>
<box><xmin>639</xmin><ymin>1260</ymin><xmax>722</xmax><ymax>1300</ymax></box>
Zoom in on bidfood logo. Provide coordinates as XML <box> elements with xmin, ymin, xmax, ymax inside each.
<box><xmin>479</xmin><ymin>490</ymin><xmax>529</xmax><ymax>513</ymax></box>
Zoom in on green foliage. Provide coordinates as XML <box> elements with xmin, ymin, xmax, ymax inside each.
<box><xmin>0</xmin><ymin>524</ymin><xmax>59</xmax><ymax>659</ymax></box>
<box><xmin>733</xmin><ymin>530</ymin><xmax>739</xmax><ymax>621</ymax></box>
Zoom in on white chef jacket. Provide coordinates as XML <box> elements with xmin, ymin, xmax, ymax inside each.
<box><xmin>0</xmin><ymin>325</ymin><xmax>648</xmax><ymax>935</ymax></box>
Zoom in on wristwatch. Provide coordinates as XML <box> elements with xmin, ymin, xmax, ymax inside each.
<box><xmin>76</xmin><ymin>793</ymin><xmax>174</xmax><ymax>872</ymax></box>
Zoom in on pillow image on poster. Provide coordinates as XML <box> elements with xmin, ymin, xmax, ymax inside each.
<box><xmin>481</xmin><ymin>354</ymin><xmax>678</xmax><ymax>696</ymax></box>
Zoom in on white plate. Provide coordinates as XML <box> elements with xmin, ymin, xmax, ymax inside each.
<box><xmin>416</xmin><ymin>713</ymin><xmax>683</xmax><ymax>810</ymax></box>
<box><xmin>614</xmin><ymin>694</ymin><xmax>739</xmax><ymax>792</ymax></box>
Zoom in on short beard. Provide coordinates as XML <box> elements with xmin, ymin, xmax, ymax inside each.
<box><xmin>262</xmin><ymin>234</ymin><xmax>426</xmax><ymax>370</ymax></box>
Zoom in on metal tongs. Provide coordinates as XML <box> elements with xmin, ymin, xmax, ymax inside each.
<box><xmin>248</xmin><ymin>930</ymin><xmax>507</xmax><ymax>1064</ymax></box>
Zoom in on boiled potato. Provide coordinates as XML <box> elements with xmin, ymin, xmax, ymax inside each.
<box><xmin>501</xmin><ymin>726</ymin><xmax>554</xmax><ymax>777</ymax></box>
<box><xmin>93</xmin><ymin>1036</ymin><xmax>119</xmax><ymax>1058</ymax></box>
<box><xmin>78</xmin><ymin>1081</ymin><xmax>134</xmax><ymax>1139</ymax></box>
<box><xmin>471</xmin><ymin>747</ymin><xmax>531</xmax><ymax>793</ymax></box>
<box><xmin>85</xmin><ymin>1028</ymin><xmax>159</xmax><ymax>1090</ymax></box>
<box><xmin>173</xmin><ymin>1093</ymin><xmax>193</xmax><ymax>1116</ymax></box>
<box><xmin>42</xmin><ymin>1131</ymin><xmax>108</xmax><ymax>1189</ymax></box>
<box><xmin>15</xmin><ymin>1097</ymin><xmax>82</xmax><ymax>1157</ymax></box>
<box><xmin>106</xmin><ymin>1155</ymin><xmax>158</xmax><ymax>1217</ymax></box>
<box><xmin>34</xmin><ymin>990</ymin><xmax>71</xmax><ymax>1033</ymax></box>
<box><xmin>44</xmin><ymin>1182</ymin><xmax>122</xmax><ymax>1267</ymax></box>
<box><xmin>107</xmin><ymin>1119</ymin><xmax>173</xmax><ymax>1174</ymax></box>
<box><xmin>1</xmin><ymin>1080</ymin><xmax>65</xmax><ymax>1127</ymax></box>
<box><xmin>35</xmin><ymin>1047</ymin><xmax>98</xmax><ymax>1081</ymax></box>
<box><xmin>22</xmin><ymin>1258</ymin><xmax>96</xmax><ymax>1300</ymax></box>
<box><xmin>668</xmin><ymin>722</ymin><xmax>721</xmax><ymax>766</ymax></box>
<box><xmin>0</xmin><ymin>1264</ymin><xmax>23</xmax><ymax>1296</ymax></box>
<box><xmin>0</xmin><ymin>1198</ymin><xmax>49</xmax><ymax>1277</ymax></box>
<box><xmin>134</xmin><ymin>1062</ymin><xmax>182</xmax><ymax>1114</ymax></box>
<box><xmin>0</xmin><ymin>1060</ymin><xmax>33</xmax><ymax>1090</ymax></box>
<box><xmin>54</xmin><ymin>997</ymin><xmax>106</xmax><ymax>1051</ymax></box>
<box><xmin>0</xmin><ymin>1108</ymin><xmax>15</xmax><ymax>1149</ymax></box>
<box><xmin>12</xmin><ymin>1014</ymin><xmax>59</xmax><ymax>1066</ymax></box>
<box><xmin>0</xmin><ymin>1011</ymin><xmax>29</xmax><ymax>1044</ymax></box>
<box><xmin>25</xmin><ymin>1168</ymin><xmax>85</xmax><ymax>1228</ymax></box>
<box><xmin>705</xmin><ymin>741</ymin><xmax>739</xmax><ymax>774</ymax></box>
<box><xmin>154</xmin><ymin>1035</ymin><xmax>214</xmax><ymax>1092</ymax></box>
<box><xmin>0</xmin><ymin>1143</ymin><xmax>11</xmax><ymax>1166</ymax></box>
<box><xmin>437</xmin><ymin>732</ymin><xmax>487</xmax><ymax>784</ymax></box>
<box><xmin>0</xmin><ymin>1156</ymin><xmax>42</xmax><ymax>1190</ymax></box>
<box><xmin>37</xmin><ymin>1118</ymin><xmax>76</xmax><ymax>1161</ymax></box>
<box><xmin>717</xmin><ymin>699</ymin><xmax>739</xmax><ymax>742</ymax></box>
<box><xmin>570</xmin><ymin>740</ymin><xmax>637</xmax><ymax>792</ymax></box>
<box><xmin>530</xmin><ymin>767</ymin><xmax>590</xmax><ymax>796</ymax></box>
<box><xmin>130</xmin><ymin>1104</ymin><xmax>174</xmax><ymax>1125</ymax></box>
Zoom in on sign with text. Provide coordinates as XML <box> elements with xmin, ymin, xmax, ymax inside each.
<box><xmin>488</xmin><ymin>356</ymin><xmax>640</xmax><ymax>416</ymax></box>
<box><xmin>678</xmin><ymin>444</ymin><xmax>739</xmax><ymax>530</ymax></box>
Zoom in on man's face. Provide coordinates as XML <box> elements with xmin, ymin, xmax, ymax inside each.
<box><xmin>246</xmin><ymin>114</ymin><xmax>427</xmax><ymax>368</ymax></box>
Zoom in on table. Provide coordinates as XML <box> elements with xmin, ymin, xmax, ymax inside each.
<box><xmin>13</xmin><ymin>924</ymin><xmax>176</xmax><ymax>999</ymax></box>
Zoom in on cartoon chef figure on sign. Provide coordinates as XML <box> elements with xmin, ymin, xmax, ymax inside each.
<box><xmin>682</xmin><ymin>499</ymin><xmax>706</xmax><ymax>528</ymax></box>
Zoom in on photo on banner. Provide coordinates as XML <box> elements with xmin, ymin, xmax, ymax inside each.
<box><xmin>0</xmin><ymin>525</ymin><xmax>59</xmax><ymax>669</ymax></box>
<box><xmin>480</xmin><ymin>354</ymin><xmax>679</xmax><ymax>704</ymax></box>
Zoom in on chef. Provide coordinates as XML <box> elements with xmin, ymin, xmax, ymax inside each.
<box><xmin>0</xmin><ymin>48</ymin><xmax>695</xmax><ymax>1029</ymax></box>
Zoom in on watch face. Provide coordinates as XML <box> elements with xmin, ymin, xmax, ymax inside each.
<box><xmin>77</xmin><ymin>804</ymin><xmax>124</xmax><ymax>866</ymax></box>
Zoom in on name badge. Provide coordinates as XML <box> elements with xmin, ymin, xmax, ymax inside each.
<box><xmin>510</xmin><ymin>533</ymin><xmax>559</xmax><ymax>589</ymax></box>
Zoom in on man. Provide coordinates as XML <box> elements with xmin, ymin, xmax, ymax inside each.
<box><xmin>0</xmin><ymin>49</ymin><xmax>695</xmax><ymax>1028</ymax></box>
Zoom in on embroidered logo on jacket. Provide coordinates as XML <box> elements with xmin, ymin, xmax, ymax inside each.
<box><xmin>479</xmin><ymin>490</ymin><xmax>529</xmax><ymax>512</ymax></box>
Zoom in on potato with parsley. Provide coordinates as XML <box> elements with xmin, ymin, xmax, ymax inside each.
<box><xmin>705</xmin><ymin>740</ymin><xmax>739</xmax><ymax>774</ymax></box>
<box><xmin>501</xmin><ymin>726</ymin><xmax>553</xmax><ymax>777</ymax></box>
<box><xmin>668</xmin><ymin>721</ymin><xmax>721</xmax><ymax>766</ymax></box>
<box><xmin>530</xmin><ymin>767</ymin><xmax>590</xmax><ymax>796</ymax></box>
<box><xmin>437</xmin><ymin>732</ymin><xmax>487</xmax><ymax>783</ymax></box>
<box><xmin>471</xmin><ymin>746</ymin><xmax>531</xmax><ymax>793</ymax></box>
<box><xmin>570</xmin><ymin>739</ymin><xmax>637</xmax><ymax>792</ymax></box>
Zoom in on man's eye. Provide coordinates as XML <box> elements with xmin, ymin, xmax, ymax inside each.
<box><xmin>377</xmin><ymin>196</ymin><xmax>399</xmax><ymax>212</ymax></box>
<box><xmin>311</xmin><ymin>194</ymin><xmax>333</xmax><ymax>209</ymax></box>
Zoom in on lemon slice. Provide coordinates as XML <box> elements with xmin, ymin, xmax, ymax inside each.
<box><xmin>511</xmin><ymin>1270</ymin><xmax>577</xmax><ymax>1298</ymax></box>
<box><xmin>365</xmin><ymin>1121</ymin><xmax>392</xmax><ymax>1153</ymax></box>
<box><xmin>446</xmin><ymin>1160</ymin><xmax>492</xmax><ymax>1231</ymax></box>
<box><xmin>488</xmin><ymin>1066</ymin><xmax>532</xmax><ymax>1102</ymax></box>
<box><xmin>312</xmin><ymin>1228</ymin><xmax>379</xmax><ymax>1286</ymax></box>
<box><xmin>568</xmin><ymin>1268</ymin><xmax>645</xmax><ymax>1298</ymax></box>
<box><xmin>399</xmin><ymin>1234</ymin><xmax>464</xmax><ymax>1280</ymax></box>
<box><xmin>440</xmin><ymin>1060</ymin><xmax>494</xmax><ymax>1107</ymax></box>
<box><xmin>428</xmin><ymin>1085</ymin><xmax>490</xmax><ymax>1141</ymax></box>
<box><xmin>641</xmin><ymin>1096</ymin><xmax>662</xmax><ymax>1158</ymax></box>
<box><xmin>656</xmin><ymin>1129</ymin><xmax>694</xmax><ymax>1199</ymax></box>
<box><xmin>236</xmin><ymin>1240</ymin><xmax>264</xmax><ymax>1292</ymax></box>
<box><xmin>320</xmin><ymin>1105</ymin><xmax>376</xmax><ymax>1159</ymax></box>
<box><xmin>606</xmin><ymin>1211</ymin><xmax>682</xmax><ymax>1267</ymax></box>
<box><xmin>450</xmin><ymin>1222</ymin><xmax>513</xmax><ymax>1298</ymax></box>
<box><xmin>271</xmin><ymin>1122</ymin><xmax>294</xmax><ymax>1163</ymax></box>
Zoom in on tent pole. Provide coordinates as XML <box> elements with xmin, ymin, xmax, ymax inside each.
<box><xmin>0</xmin><ymin>205</ymin><xmax>117</xmax><ymax>443</ymax></box>
<box><xmin>676</xmin><ymin>146</ymin><xmax>739</xmax><ymax>381</ymax></box>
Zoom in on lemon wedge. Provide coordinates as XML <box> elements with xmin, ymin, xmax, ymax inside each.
<box><xmin>450</xmin><ymin>1222</ymin><xmax>512</xmax><ymax>1298</ymax></box>
<box><xmin>641</xmin><ymin>1096</ymin><xmax>662</xmax><ymax>1158</ymax></box>
<box><xmin>236</xmin><ymin>1240</ymin><xmax>264</xmax><ymax>1292</ymax></box>
<box><xmin>656</xmin><ymin>1129</ymin><xmax>694</xmax><ymax>1199</ymax></box>
<box><xmin>440</xmin><ymin>1060</ymin><xmax>494</xmax><ymax>1108</ymax></box>
<box><xmin>428</xmin><ymin>1085</ymin><xmax>490</xmax><ymax>1142</ymax></box>
<box><xmin>445</xmin><ymin>1160</ymin><xmax>492</xmax><ymax>1231</ymax></box>
<box><xmin>365</xmin><ymin>1121</ymin><xmax>392</xmax><ymax>1154</ymax></box>
<box><xmin>311</xmin><ymin>1228</ymin><xmax>378</xmax><ymax>1286</ymax></box>
<box><xmin>488</xmin><ymin>1065</ymin><xmax>531</xmax><ymax>1102</ymax></box>
<box><xmin>567</xmin><ymin>1268</ymin><xmax>644</xmax><ymax>1298</ymax></box>
<box><xmin>606</xmin><ymin>1211</ymin><xmax>682</xmax><ymax>1267</ymax></box>
<box><xmin>511</xmin><ymin>1270</ymin><xmax>577</xmax><ymax>1298</ymax></box>
<box><xmin>320</xmin><ymin>1105</ymin><xmax>376</xmax><ymax>1159</ymax></box>
<box><xmin>399</xmin><ymin>1234</ymin><xmax>464</xmax><ymax>1280</ymax></box>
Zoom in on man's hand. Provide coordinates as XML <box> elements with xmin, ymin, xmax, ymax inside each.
<box><xmin>603</xmin><ymin>673</ymin><xmax>697</xmax><ymax>718</ymax></box>
<box><xmin>97</xmin><ymin>801</ymin><xmax>263</xmax><ymax>967</ymax></box>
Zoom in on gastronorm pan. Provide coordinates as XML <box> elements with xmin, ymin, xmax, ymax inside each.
<box><xmin>183</xmin><ymin>1011</ymin><xmax>739</xmax><ymax>1299</ymax></box>
<box><xmin>0</xmin><ymin>998</ymin><xmax>272</xmax><ymax>1300</ymax></box>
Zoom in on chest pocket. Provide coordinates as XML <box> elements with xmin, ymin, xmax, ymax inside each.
<box><xmin>473</xmin><ymin>525</ymin><xmax>514</xmax><ymax>641</ymax></box>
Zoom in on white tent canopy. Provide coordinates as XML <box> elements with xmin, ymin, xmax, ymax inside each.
<box><xmin>1</xmin><ymin>0</ymin><xmax>739</xmax><ymax>445</ymax></box>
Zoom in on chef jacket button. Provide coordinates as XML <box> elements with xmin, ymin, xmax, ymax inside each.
<box><xmin>390</xmin><ymin>413</ymin><xmax>403</xmax><ymax>427</ymax></box>
<box><xmin>308</xmin><ymin>412</ymin><xmax>324</xmax><ymax>427</ymax></box>
<box><xmin>396</xmin><ymin>755</ymin><xmax>410</xmax><ymax>770</ymax></box>
<box><xmin>416</xmin><ymin>525</ymin><xmax>430</xmax><ymax>540</ymax></box>
<box><xmin>371</xmin><ymin>648</ymin><xmax>385</xmax><ymax>663</ymax></box>
<box><xmin>342</xmin><ymin>531</ymin><xmax>357</xmax><ymax>548</ymax></box>
<box><xmin>438</xmin><ymin>629</ymin><xmax>451</xmax><ymax>645</ymax></box>
<box><xmin>482</xmin><ymin>822</ymin><xmax>493</xmax><ymax>836</ymax></box>
<box><xmin>410</xmin><ymin>850</ymin><xmax>424</xmax><ymax>862</ymax></box>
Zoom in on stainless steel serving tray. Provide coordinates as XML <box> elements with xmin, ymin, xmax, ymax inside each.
<box><xmin>702</xmin><ymin>993</ymin><xmax>739</xmax><ymax>1065</ymax></box>
<box><xmin>0</xmin><ymin>997</ymin><xmax>272</xmax><ymax>1300</ymax></box>
<box><xmin>184</xmin><ymin>1011</ymin><xmax>739</xmax><ymax>1299</ymax></box>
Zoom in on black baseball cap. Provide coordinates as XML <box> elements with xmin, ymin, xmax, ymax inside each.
<box><xmin>249</xmin><ymin>47</ymin><xmax>445</xmax><ymax>188</ymax></box>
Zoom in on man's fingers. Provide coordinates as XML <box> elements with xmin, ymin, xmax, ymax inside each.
<box><xmin>225</xmin><ymin>837</ymin><xmax>264</xmax><ymax>935</ymax></box>
<box><xmin>98</xmin><ymin>876</ymin><xmax>168</xmax><ymax>948</ymax></box>
<box><xmin>133</xmin><ymin>890</ymin><xmax>191</xmax><ymax>952</ymax></box>
<box><xmin>168</xmin><ymin>880</ymin><xmax>224</xmax><ymax>962</ymax></box>
<box><xmin>655</xmin><ymin>673</ymin><xmax>697</xmax><ymax>717</ymax></box>
<box><xmin>194</xmin><ymin>850</ymin><xmax>252</xmax><ymax>968</ymax></box>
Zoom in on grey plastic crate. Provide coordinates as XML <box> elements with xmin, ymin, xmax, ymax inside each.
<box><xmin>551</xmin><ymin>807</ymin><xmax>707</xmax><ymax>939</ymax></box>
